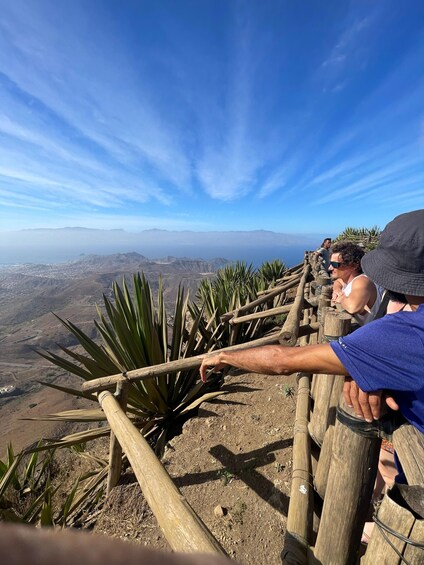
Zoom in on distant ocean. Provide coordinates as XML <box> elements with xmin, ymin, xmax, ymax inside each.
<box><xmin>0</xmin><ymin>244</ymin><xmax>310</xmax><ymax>269</ymax></box>
<box><xmin>0</xmin><ymin>227</ymin><xmax>327</xmax><ymax>269</ymax></box>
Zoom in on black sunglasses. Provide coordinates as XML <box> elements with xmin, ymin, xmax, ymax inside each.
<box><xmin>330</xmin><ymin>261</ymin><xmax>344</xmax><ymax>268</ymax></box>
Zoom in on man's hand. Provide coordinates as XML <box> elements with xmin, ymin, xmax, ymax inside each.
<box><xmin>200</xmin><ymin>354</ymin><xmax>226</xmax><ymax>382</ymax></box>
<box><xmin>332</xmin><ymin>290</ymin><xmax>344</xmax><ymax>305</ymax></box>
<box><xmin>331</xmin><ymin>280</ymin><xmax>344</xmax><ymax>304</ymax></box>
<box><xmin>343</xmin><ymin>377</ymin><xmax>399</xmax><ymax>422</ymax></box>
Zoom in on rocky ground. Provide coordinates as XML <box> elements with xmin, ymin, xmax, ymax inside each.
<box><xmin>1</xmin><ymin>346</ymin><xmax>298</xmax><ymax>565</ymax></box>
<box><xmin>93</xmin><ymin>371</ymin><xmax>298</xmax><ymax>564</ymax></box>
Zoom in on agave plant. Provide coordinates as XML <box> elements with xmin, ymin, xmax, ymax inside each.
<box><xmin>256</xmin><ymin>259</ymin><xmax>287</xmax><ymax>291</ymax></box>
<box><xmin>196</xmin><ymin>262</ymin><xmax>260</xmax><ymax>347</ymax></box>
<box><xmin>334</xmin><ymin>226</ymin><xmax>381</xmax><ymax>251</ymax></box>
<box><xmin>195</xmin><ymin>260</ymin><xmax>288</xmax><ymax>349</ymax></box>
<box><xmin>35</xmin><ymin>273</ymin><xmax>224</xmax><ymax>456</ymax></box>
<box><xmin>0</xmin><ymin>442</ymin><xmax>107</xmax><ymax>526</ymax></box>
<box><xmin>0</xmin><ymin>443</ymin><xmax>54</xmax><ymax>523</ymax></box>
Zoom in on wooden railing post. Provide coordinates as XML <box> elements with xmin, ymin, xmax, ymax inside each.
<box><xmin>98</xmin><ymin>391</ymin><xmax>225</xmax><ymax>555</ymax></box>
<box><xmin>309</xmin><ymin>312</ymin><xmax>351</xmax><ymax>446</ymax></box>
<box><xmin>106</xmin><ymin>379</ymin><xmax>129</xmax><ymax>495</ymax></box>
<box><xmin>283</xmin><ymin>307</ymin><xmax>314</xmax><ymax>564</ymax></box>
<box><xmin>392</xmin><ymin>424</ymin><xmax>424</xmax><ymax>485</ymax></box>
<box><xmin>278</xmin><ymin>262</ymin><xmax>310</xmax><ymax>346</ymax></box>
<box><xmin>362</xmin><ymin>484</ymin><xmax>424</xmax><ymax>564</ymax></box>
<box><xmin>314</xmin><ymin>400</ymin><xmax>381</xmax><ymax>564</ymax></box>
<box><xmin>229</xmin><ymin>309</ymin><xmax>241</xmax><ymax>346</ymax></box>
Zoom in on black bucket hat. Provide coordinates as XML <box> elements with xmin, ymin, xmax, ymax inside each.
<box><xmin>361</xmin><ymin>209</ymin><xmax>424</xmax><ymax>296</ymax></box>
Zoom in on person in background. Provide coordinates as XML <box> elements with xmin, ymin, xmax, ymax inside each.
<box><xmin>316</xmin><ymin>238</ymin><xmax>332</xmax><ymax>273</ymax></box>
<box><xmin>329</xmin><ymin>241</ymin><xmax>384</xmax><ymax>325</ymax></box>
<box><xmin>386</xmin><ymin>290</ymin><xmax>412</xmax><ymax>314</ymax></box>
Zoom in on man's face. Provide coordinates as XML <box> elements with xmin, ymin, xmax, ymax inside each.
<box><xmin>328</xmin><ymin>252</ymin><xmax>353</xmax><ymax>280</ymax></box>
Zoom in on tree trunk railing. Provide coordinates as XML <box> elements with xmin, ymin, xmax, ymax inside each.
<box><xmin>98</xmin><ymin>390</ymin><xmax>226</xmax><ymax>555</ymax></box>
<box><xmin>282</xmin><ymin>255</ymin><xmax>424</xmax><ymax>565</ymax></box>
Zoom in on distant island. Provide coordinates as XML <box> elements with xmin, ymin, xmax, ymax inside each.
<box><xmin>0</xmin><ymin>227</ymin><xmax>328</xmax><ymax>266</ymax></box>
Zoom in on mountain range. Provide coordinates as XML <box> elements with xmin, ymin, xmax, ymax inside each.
<box><xmin>0</xmin><ymin>227</ymin><xmax>325</xmax><ymax>265</ymax></box>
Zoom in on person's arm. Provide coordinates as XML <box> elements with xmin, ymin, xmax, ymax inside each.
<box><xmin>331</xmin><ymin>278</ymin><xmax>344</xmax><ymax>303</ymax></box>
<box><xmin>335</xmin><ymin>277</ymin><xmax>376</xmax><ymax>314</ymax></box>
<box><xmin>199</xmin><ymin>343</ymin><xmax>348</xmax><ymax>382</ymax></box>
<box><xmin>200</xmin><ymin>342</ymin><xmax>394</xmax><ymax>422</ymax></box>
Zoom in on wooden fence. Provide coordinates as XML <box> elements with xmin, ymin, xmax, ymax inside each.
<box><xmin>80</xmin><ymin>254</ymin><xmax>423</xmax><ymax>563</ymax></box>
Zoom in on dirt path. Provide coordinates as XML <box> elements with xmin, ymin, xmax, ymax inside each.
<box><xmin>94</xmin><ymin>371</ymin><xmax>298</xmax><ymax>564</ymax></box>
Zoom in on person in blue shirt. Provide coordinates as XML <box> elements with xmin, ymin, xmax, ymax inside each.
<box><xmin>200</xmin><ymin>210</ymin><xmax>424</xmax><ymax>434</ymax></box>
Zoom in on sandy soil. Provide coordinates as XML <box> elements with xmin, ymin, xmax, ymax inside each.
<box><xmin>94</xmin><ymin>371</ymin><xmax>297</xmax><ymax>564</ymax></box>
<box><xmin>1</xmin><ymin>368</ymin><xmax>298</xmax><ymax>564</ymax></box>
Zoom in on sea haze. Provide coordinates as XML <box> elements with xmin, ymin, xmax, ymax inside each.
<box><xmin>0</xmin><ymin>228</ymin><xmax>328</xmax><ymax>267</ymax></box>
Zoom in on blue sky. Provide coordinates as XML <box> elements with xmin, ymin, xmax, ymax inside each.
<box><xmin>0</xmin><ymin>0</ymin><xmax>423</xmax><ymax>235</ymax></box>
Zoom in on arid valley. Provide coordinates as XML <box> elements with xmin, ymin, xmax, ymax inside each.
<box><xmin>0</xmin><ymin>253</ymin><xmax>227</xmax><ymax>454</ymax></box>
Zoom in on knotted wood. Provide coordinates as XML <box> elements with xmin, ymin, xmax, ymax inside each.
<box><xmin>278</xmin><ymin>263</ymin><xmax>311</xmax><ymax>346</ymax></box>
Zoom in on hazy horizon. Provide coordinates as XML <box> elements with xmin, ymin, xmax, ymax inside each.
<box><xmin>0</xmin><ymin>226</ymin><xmax>324</xmax><ymax>267</ymax></box>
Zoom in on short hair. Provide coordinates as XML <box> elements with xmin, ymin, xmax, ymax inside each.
<box><xmin>332</xmin><ymin>241</ymin><xmax>365</xmax><ymax>273</ymax></box>
<box><xmin>320</xmin><ymin>238</ymin><xmax>332</xmax><ymax>247</ymax></box>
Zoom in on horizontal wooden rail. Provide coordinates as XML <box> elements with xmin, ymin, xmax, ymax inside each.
<box><xmin>229</xmin><ymin>303</ymin><xmax>292</xmax><ymax>325</ymax></box>
<box><xmin>98</xmin><ymin>391</ymin><xmax>225</xmax><ymax>555</ymax></box>
<box><xmin>82</xmin><ymin>332</ymin><xmax>280</xmax><ymax>393</ymax></box>
<box><xmin>256</xmin><ymin>274</ymin><xmax>301</xmax><ymax>296</ymax></box>
<box><xmin>220</xmin><ymin>274</ymin><xmax>301</xmax><ymax>322</ymax></box>
<box><xmin>276</xmin><ymin>261</ymin><xmax>304</xmax><ymax>280</ymax></box>
<box><xmin>81</xmin><ymin>320</ymin><xmax>318</xmax><ymax>394</ymax></box>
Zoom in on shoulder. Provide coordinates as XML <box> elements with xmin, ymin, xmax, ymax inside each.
<box><xmin>351</xmin><ymin>274</ymin><xmax>375</xmax><ymax>289</ymax></box>
<box><xmin>346</xmin><ymin>308</ymin><xmax>423</xmax><ymax>345</ymax></box>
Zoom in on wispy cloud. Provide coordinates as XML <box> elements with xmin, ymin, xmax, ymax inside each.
<box><xmin>0</xmin><ymin>1</ymin><xmax>422</xmax><ymax>234</ymax></box>
<box><xmin>0</xmin><ymin>1</ymin><xmax>193</xmax><ymax>209</ymax></box>
<box><xmin>195</xmin><ymin>4</ymin><xmax>260</xmax><ymax>200</ymax></box>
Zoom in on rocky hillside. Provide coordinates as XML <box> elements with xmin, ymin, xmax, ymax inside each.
<box><xmin>0</xmin><ymin>253</ymin><xmax>228</xmax><ymax>452</ymax></box>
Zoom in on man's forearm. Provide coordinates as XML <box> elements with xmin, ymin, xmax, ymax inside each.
<box><xmin>202</xmin><ymin>343</ymin><xmax>348</xmax><ymax>379</ymax></box>
<box><xmin>200</xmin><ymin>344</ymin><xmax>390</xmax><ymax>423</ymax></box>
<box><xmin>338</xmin><ymin>293</ymin><xmax>367</xmax><ymax>314</ymax></box>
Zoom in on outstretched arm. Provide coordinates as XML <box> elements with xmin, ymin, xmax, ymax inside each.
<box><xmin>199</xmin><ymin>343</ymin><xmax>348</xmax><ymax>382</ymax></box>
<box><xmin>199</xmin><ymin>343</ymin><xmax>395</xmax><ymax>422</ymax></box>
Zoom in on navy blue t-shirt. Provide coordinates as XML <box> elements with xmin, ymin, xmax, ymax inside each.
<box><xmin>330</xmin><ymin>304</ymin><xmax>424</xmax><ymax>434</ymax></box>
